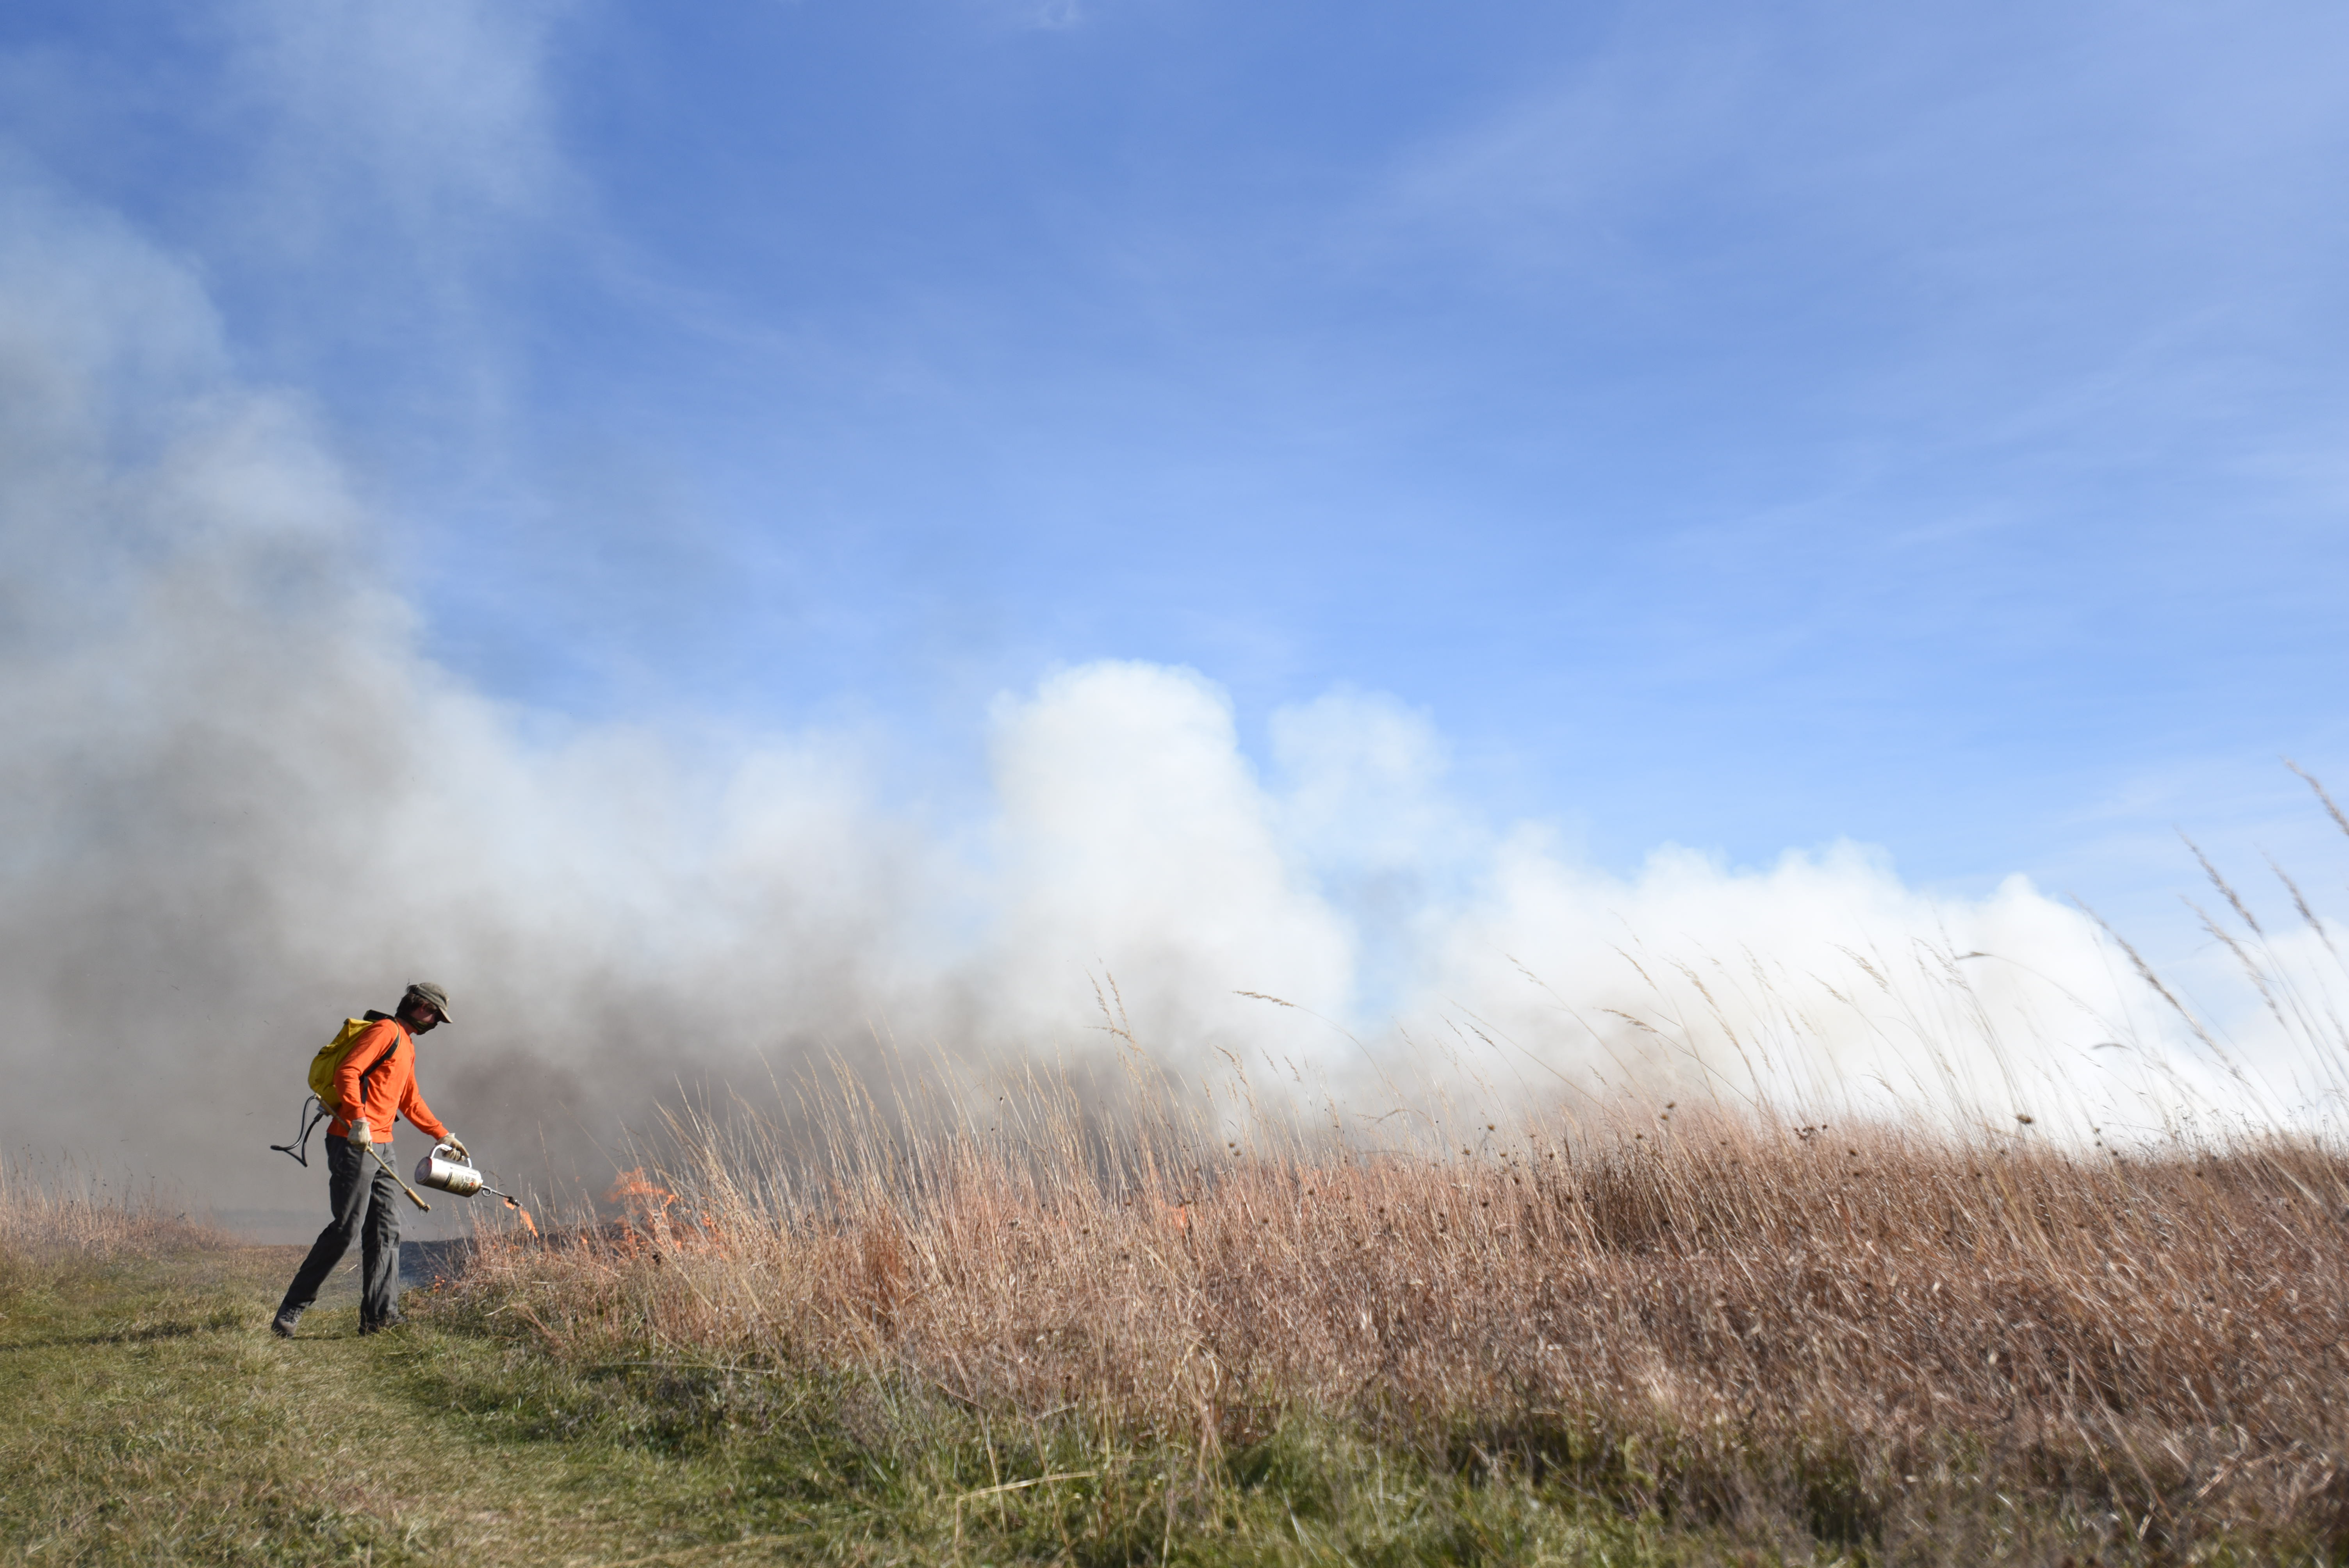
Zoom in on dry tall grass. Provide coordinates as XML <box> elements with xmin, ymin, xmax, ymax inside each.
<box><xmin>0</xmin><ymin>1157</ymin><xmax>225</xmax><ymax>1267</ymax></box>
<box><xmin>451</xmin><ymin>1067</ymin><xmax>2349</xmax><ymax>1559</ymax></box>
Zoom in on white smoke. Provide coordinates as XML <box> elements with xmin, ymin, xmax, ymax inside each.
<box><xmin>981</xmin><ymin>663</ymin><xmax>1357</xmax><ymax>1058</ymax></box>
<box><xmin>0</xmin><ymin>168</ymin><xmax>2315</xmax><ymax>1238</ymax></box>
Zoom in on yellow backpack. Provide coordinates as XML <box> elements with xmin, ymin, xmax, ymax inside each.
<box><xmin>271</xmin><ymin>1012</ymin><xmax>404</xmax><ymax>1167</ymax></box>
<box><xmin>306</xmin><ymin>1012</ymin><xmax>400</xmax><ymax>1103</ymax></box>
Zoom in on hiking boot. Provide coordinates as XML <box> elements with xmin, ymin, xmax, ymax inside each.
<box><xmin>358</xmin><ymin>1313</ymin><xmax>407</xmax><ymax>1335</ymax></box>
<box><xmin>269</xmin><ymin>1307</ymin><xmax>302</xmax><ymax>1339</ymax></box>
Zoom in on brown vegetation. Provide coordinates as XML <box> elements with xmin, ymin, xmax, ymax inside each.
<box><xmin>446</xmin><ymin>1069</ymin><xmax>2349</xmax><ymax>1562</ymax></box>
<box><xmin>0</xmin><ymin>1157</ymin><xmax>224</xmax><ymax>1268</ymax></box>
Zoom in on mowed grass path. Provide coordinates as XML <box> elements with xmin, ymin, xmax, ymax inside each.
<box><xmin>0</xmin><ymin>1244</ymin><xmax>826</xmax><ymax>1566</ymax></box>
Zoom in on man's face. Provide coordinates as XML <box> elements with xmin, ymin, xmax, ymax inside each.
<box><xmin>403</xmin><ymin>1002</ymin><xmax>442</xmax><ymax>1033</ymax></box>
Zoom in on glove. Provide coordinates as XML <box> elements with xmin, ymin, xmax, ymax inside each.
<box><xmin>441</xmin><ymin>1134</ymin><xmax>469</xmax><ymax>1161</ymax></box>
<box><xmin>346</xmin><ymin>1119</ymin><xmax>374</xmax><ymax>1148</ymax></box>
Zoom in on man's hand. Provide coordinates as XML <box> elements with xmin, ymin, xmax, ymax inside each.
<box><xmin>346</xmin><ymin>1120</ymin><xmax>374</xmax><ymax>1148</ymax></box>
<box><xmin>441</xmin><ymin>1135</ymin><xmax>469</xmax><ymax>1161</ymax></box>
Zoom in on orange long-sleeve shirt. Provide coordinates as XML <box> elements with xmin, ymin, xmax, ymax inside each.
<box><xmin>327</xmin><ymin>1019</ymin><xmax>451</xmax><ymax>1145</ymax></box>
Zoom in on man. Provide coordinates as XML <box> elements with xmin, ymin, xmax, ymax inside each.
<box><xmin>271</xmin><ymin>982</ymin><xmax>465</xmax><ymax>1338</ymax></box>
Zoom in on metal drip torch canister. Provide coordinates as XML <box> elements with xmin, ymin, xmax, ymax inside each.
<box><xmin>412</xmin><ymin>1141</ymin><xmax>528</xmax><ymax>1219</ymax></box>
<box><xmin>414</xmin><ymin>1141</ymin><xmax>488</xmax><ymax>1197</ymax></box>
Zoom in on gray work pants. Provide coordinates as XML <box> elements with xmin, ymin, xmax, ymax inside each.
<box><xmin>278</xmin><ymin>1135</ymin><xmax>401</xmax><ymax>1327</ymax></box>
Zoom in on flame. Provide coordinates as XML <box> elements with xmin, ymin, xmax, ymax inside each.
<box><xmin>606</xmin><ymin>1167</ymin><xmax>679</xmax><ymax>1210</ymax></box>
<box><xmin>503</xmin><ymin>1195</ymin><xmax>538</xmax><ymax>1236</ymax></box>
<box><xmin>606</xmin><ymin>1167</ymin><xmax>680</xmax><ymax>1237</ymax></box>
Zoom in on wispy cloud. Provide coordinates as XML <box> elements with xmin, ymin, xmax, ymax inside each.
<box><xmin>222</xmin><ymin>0</ymin><xmax>572</xmax><ymax>257</ymax></box>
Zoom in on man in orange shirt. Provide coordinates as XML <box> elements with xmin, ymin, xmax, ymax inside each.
<box><xmin>271</xmin><ymin>983</ymin><xmax>465</xmax><ymax>1338</ymax></box>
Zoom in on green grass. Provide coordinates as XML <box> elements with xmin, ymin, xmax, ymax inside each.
<box><xmin>0</xmin><ymin>1240</ymin><xmax>1846</xmax><ymax>1565</ymax></box>
<box><xmin>0</xmin><ymin>1242</ymin><xmax>759</xmax><ymax>1564</ymax></box>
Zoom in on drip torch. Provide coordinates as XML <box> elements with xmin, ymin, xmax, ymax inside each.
<box><xmin>412</xmin><ymin>1141</ymin><xmax>531</xmax><ymax>1218</ymax></box>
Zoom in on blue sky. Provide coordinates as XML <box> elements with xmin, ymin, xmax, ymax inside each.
<box><xmin>7</xmin><ymin>0</ymin><xmax>2347</xmax><ymax>919</ymax></box>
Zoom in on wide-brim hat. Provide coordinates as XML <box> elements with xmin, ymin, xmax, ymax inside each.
<box><xmin>403</xmin><ymin>982</ymin><xmax>454</xmax><ymax>1024</ymax></box>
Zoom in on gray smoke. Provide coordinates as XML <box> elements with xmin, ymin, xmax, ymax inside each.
<box><xmin>0</xmin><ymin>174</ymin><xmax>940</xmax><ymax>1227</ymax></box>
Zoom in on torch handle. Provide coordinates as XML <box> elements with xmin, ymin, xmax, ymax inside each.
<box><xmin>365</xmin><ymin>1140</ymin><xmax>432</xmax><ymax>1211</ymax></box>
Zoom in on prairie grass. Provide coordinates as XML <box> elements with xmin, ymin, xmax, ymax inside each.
<box><xmin>0</xmin><ymin>1160</ymin><xmax>1751</xmax><ymax>1563</ymax></box>
<box><xmin>0</xmin><ymin>1155</ymin><xmax>226</xmax><ymax>1294</ymax></box>
<box><xmin>438</xmin><ymin>1058</ymin><xmax>2349</xmax><ymax>1564</ymax></box>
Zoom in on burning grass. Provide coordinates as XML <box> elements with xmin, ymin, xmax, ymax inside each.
<box><xmin>439</xmin><ymin>1076</ymin><xmax>2349</xmax><ymax>1564</ymax></box>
